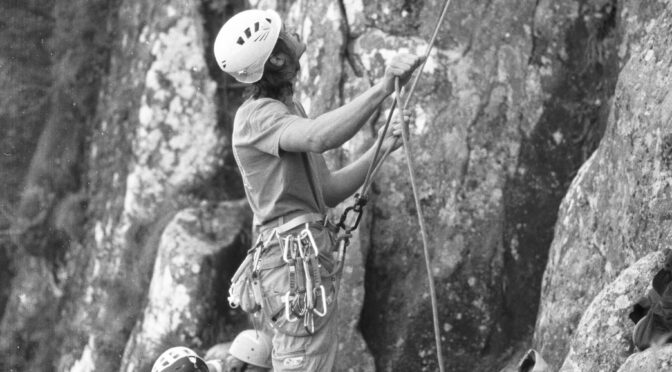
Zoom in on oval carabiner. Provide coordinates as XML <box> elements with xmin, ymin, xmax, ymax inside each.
<box><xmin>300</xmin><ymin>223</ymin><xmax>320</xmax><ymax>256</ymax></box>
<box><xmin>283</xmin><ymin>292</ymin><xmax>298</xmax><ymax>322</ymax></box>
<box><xmin>313</xmin><ymin>285</ymin><xmax>328</xmax><ymax>317</ymax></box>
<box><xmin>282</xmin><ymin>235</ymin><xmax>294</xmax><ymax>263</ymax></box>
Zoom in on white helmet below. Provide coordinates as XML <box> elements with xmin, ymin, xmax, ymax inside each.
<box><xmin>229</xmin><ymin>330</ymin><xmax>273</xmax><ymax>368</ymax></box>
<box><xmin>151</xmin><ymin>346</ymin><xmax>208</xmax><ymax>372</ymax></box>
<box><xmin>213</xmin><ymin>9</ymin><xmax>282</xmax><ymax>83</ymax></box>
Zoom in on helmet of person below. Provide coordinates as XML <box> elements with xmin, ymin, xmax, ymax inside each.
<box><xmin>213</xmin><ymin>9</ymin><xmax>282</xmax><ymax>83</ymax></box>
<box><xmin>151</xmin><ymin>346</ymin><xmax>209</xmax><ymax>372</ymax></box>
<box><xmin>229</xmin><ymin>330</ymin><xmax>273</xmax><ymax>368</ymax></box>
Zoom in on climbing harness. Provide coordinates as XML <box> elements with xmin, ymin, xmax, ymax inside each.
<box><xmin>228</xmin><ymin>214</ymin><xmax>342</xmax><ymax>336</ymax></box>
<box><xmin>340</xmin><ymin>0</ymin><xmax>454</xmax><ymax>370</ymax></box>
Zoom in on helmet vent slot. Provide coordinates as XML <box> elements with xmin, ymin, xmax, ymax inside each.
<box><xmin>244</xmin><ymin>27</ymin><xmax>252</xmax><ymax>38</ymax></box>
<box><xmin>237</xmin><ymin>37</ymin><xmax>245</xmax><ymax>45</ymax></box>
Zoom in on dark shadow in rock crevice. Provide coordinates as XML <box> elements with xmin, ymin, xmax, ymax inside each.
<box><xmin>495</xmin><ymin>0</ymin><xmax>620</xmax><ymax>360</ymax></box>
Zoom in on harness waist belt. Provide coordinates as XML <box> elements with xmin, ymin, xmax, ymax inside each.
<box><xmin>259</xmin><ymin>212</ymin><xmax>325</xmax><ymax>236</ymax></box>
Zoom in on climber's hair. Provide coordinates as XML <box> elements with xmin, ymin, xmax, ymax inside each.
<box><xmin>249</xmin><ymin>31</ymin><xmax>300</xmax><ymax>101</ymax></box>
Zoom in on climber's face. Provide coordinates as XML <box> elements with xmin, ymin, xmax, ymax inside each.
<box><xmin>279</xmin><ymin>25</ymin><xmax>306</xmax><ymax>60</ymax></box>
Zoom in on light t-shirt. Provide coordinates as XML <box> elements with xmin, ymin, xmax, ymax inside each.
<box><xmin>232</xmin><ymin>97</ymin><xmax>327</xmax><ymax>226</ymax></box>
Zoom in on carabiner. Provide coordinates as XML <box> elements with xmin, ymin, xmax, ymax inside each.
<box><xmin>292</xmin><ymin>292</ymin><xmax>308</xmax><ymax>316</ymax></box>
<box><xmin>283</xmin><ymin>292</ymin><xmax>298</xmax><ymax>322</ymax></box>
<box><xmin>296</xmin><ymin>237</ymin><xmax>306</xmax><ymax>259</ymax></box>
<box><xmin>313</xmin><ymin>285</ymin><xmax>328</xmax><ymax>317</ymax></box>
<box><xmin>252</xmin><ymin>245</ymin><xmax>262</xmax><ymax>273</ymax></box>
<box><xmin>304</xmin><ymin>311</ymin><xmax>315</xmax><ymax>335</ymax></box>
<box><xmin>337</xmin><ymin>193</ymin><xmax>368</xmax><ymax>232</ymax></box>
<box><xmin>282</xmin><ymin>235</ymin><xmax>294</xmax><ymax>263</ymax></box>
<box><xmin>299</xmin><ymin>224</ymin><xmax>320</xmax><ymax>256</ymax></box>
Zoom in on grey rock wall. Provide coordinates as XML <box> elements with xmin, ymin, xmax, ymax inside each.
<box><xmin>4</xmin><ymin>0</ymin><xmax>665</xmax><ymax>371</ymax></box>
<box><xmin>120</xmin><ymin>201</ymin><xmax>251</xmax><ymax>372</ymax></box>
<box><xmin>558</xmin><ymin>251</ymin><xmax>665</xmax><ymax>371</ymax></box>
<box><xmin>534</xmin><ymin>0</ymin><xmax>672</xmax><ymax>369</ymax></box>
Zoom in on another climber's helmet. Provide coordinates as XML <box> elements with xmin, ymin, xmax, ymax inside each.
<box><xmin>213</xmin><ymin>9</ymin><xmax>282</xmax><ymax>83</ymax></box>
<box><xmin>151</xmin><ymin>346</ymin><xmax>209</xmax><ymax>372</ymax></box>
<box><xmin>229</xmin><ymin>330</ymin><xmax>273</xmax><ymax>368</ymax></box>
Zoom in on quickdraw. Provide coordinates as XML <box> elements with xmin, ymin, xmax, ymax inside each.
<box><xmin>272</xmin><ymin>223</ymin><xmax>334</xmax><ymax>334</ymax></box>
<box><xmin>301</xmin><ymin>227</ymin><xmax>328</xmax><ymax>318</ymax></box>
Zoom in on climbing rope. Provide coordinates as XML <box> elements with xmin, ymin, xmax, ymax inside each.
<box><xmin>394</xmin><ymin>78</ymin><xmax>445</xmax><ymax>372</ymax></box>
<box><xmin>361</xmin><ymin>0</ymin><xmax>452</xmax><ymax>195</ymax></box>
<box><xmin>340</xmin><ymin>0</ymin><xmax>453</xmax><ymax>370</ymax></box>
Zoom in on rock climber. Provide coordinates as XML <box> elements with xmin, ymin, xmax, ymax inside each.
<box><xmin>213</xmin><ymin>8</ymin><xmax>423</xmax><ymax>371</ymax></box>
<box><xmin>151</xmin><ymin>329</ymin><xmax>272</xmax><ymax>372</ymax></box>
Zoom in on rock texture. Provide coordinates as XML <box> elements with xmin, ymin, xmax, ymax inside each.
<box><xmin>534</xmin><ymin>0</ymin><xmax>672</xmax><ymax>369</ymax></box>
<box><xmin>120</xmin><ymin>201</ymin><xmax>251</xmax><ymax>372</ymax></box>
<box><xmin>4</xmin><ymin>0</ymin><xmax>669</xmax><ymax>371</ymax></box>
<box><xmin>0</xmin><ymin>0</ymin><xmax>111</xmax><ymax>370</ymax></box>
<box><xmin>0</xmin><ymin>0</ymin><xmax>54</xmax><ymax>331</ymax></box>
<box><xmin>347</xmin><ymin>0</ymin><xmax>618</xmax><ymax>370</ymax></box>
<box><xmin>333</xmin><ymin>220</ymin><xmax>376</xmax><ymax>372</ymax></box>
<box><xmin>617</xmin><ymin>345</ymin><xmax>672</xmax><ymax>372</ymax></box>
<box><xmin>558</xmin><ymin>251</ymin><xmax>665</xmax><ymax>371</ymax></box>
<box><xmin>0</xmin><ymin>0</ymin><xmax>53</xmax><ymax>223</ymax></box>
<box><xmin>53</xmin><ymin>1</ymin><xmax>226</xmax><ymax>370</ymax></box>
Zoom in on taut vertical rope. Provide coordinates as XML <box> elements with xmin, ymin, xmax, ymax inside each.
<box><xmin>395</xmin><ymin>78</ymin><xmax>445</xmax><ymax>372</ymax></box>
<box><xmin>341</xmin><ymin>0</ymin><xmax>453</xmax><ymax>369</ymax></box>
<box><xmin>365</xmin><ymin>1</ymin><xmax>453</xmax><ymax>370</ymax></box>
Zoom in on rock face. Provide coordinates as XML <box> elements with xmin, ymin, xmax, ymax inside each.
<box><xmin>0</xmin><ymin>0</ymin><xmax>111</xmax><ymax>370</ymax></box>
<box><xmin>120</xmin><ymin>201</ymin><xmax>251</xmax><ymax>372</ymax></box>
<box><xmin>54</xmin><ymin>1</ymin><xmax>225</xmax><ymax>370</ymax></box>
<box><xmin>6</xmin><ymin>0</ymin><xmax>669</xmax><ymax>371</ymax></box>
<box><xmin>617</xmin><ymin>345</ymin><xmax>672</xmax><ymax>372</ymax></box>
<box><xmin>558</xmin><ymin>251</ymin><xmax>665</xmax><ymax>371</ymax></box>
<box><xmin>334</xmin><ymin>225</ymin><xmax>376</xmax><ymax>372</ymax></box>
<box><xmin>534</xmin><ymin>0</ymin><xmax>672</xmax><ymax>369</ymax></box>
<box><xmin>0</xmin><ymin>0</ymin><xmax>54</xmax><ymax>336</ymax></box>
<box><xmin>347</xmin><ymin>0</ymin><xmax>619</xmax><ymax>370</ymax></box>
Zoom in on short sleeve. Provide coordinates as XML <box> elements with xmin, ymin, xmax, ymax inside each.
<box><xmin>246</xmin><ymin>99</ymin><xmax>303</xmax><ymax>157</ymax></box>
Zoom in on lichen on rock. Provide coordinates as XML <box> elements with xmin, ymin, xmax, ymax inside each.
<box><xmin>127</xmin><ymin>14</ymin><xmax>220</xmax><ymax>222</ymax></box>
<box><xmin>534</xmin><ymin>1</ymin><xmax>672</xmax><ymax>369</ymax></box>
<box><xmin>559</xmin><ymin>251</ymin><xmax>666</xmax><ymax>371</ymax></box>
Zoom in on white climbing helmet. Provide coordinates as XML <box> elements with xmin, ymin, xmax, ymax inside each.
<box><xmin>229</xmin><ymin>330</ymin><xmax>273</xmax><ymax>368</ymax></box>
<box><xmin>151</xmin><ymin>346</ymin><xmax>209</xmax><ymax>372</ymax></box>
<box><xmin>213</xmin><ymin>9</ymin><xmax>282</xmax><ymax>83</ymax></box>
